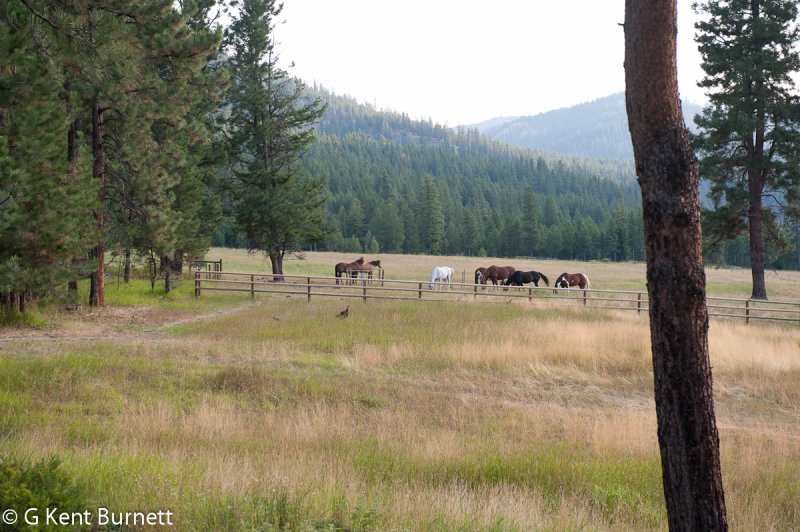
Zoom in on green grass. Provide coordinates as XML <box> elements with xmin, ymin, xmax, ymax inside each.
<box><xmin>2</xmin><ymin>252</ymin><xmax>799</xmax><ymax>530</ymax></box>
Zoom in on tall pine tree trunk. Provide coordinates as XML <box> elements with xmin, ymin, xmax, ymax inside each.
<box><xmin>624</xmin><ymin>0</ymin><xmax>728</xmax><ymax>528</ymax></box>
<box><xmin>89</xmin><ymin>101</ymin><xmax>105</xmax><ymax>307</ymax></box>
<box><xmin>66</xmin><ymin>80</ymin><xmax>80</xmax><ymax>296</ymax></box>
<box><xmin>748</xmin><ymin>171</ymin><xmax>767</xmax><ymax>299</ymax></box>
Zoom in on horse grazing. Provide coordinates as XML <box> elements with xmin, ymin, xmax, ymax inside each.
<box><xmin>484</xmin><ymin>265</ymin><xmax>516</xmax><ymax>286</ymax></box>
<box><xmin>474</xmin><ymin>267</ymin><xmax>488</xmax><ymax>285</ymax></box>
<box><xmin>553</xmin><ymin>272</ymin><xmax>591</xmax><ymax>290</ymax></box>
<box><xmin>429</xmin><ymin>266</ymin><xmax>455</xmax><ymax>290</ymax></box>
<box><xmin>502</xmin><ymin>270</ymin><xmax>549</xmax><ymax>290</ymax></box>
<box><xmin>335</xmin><ymin>257</ymin><xmax>364</xmax><ymax>285</ymax></box>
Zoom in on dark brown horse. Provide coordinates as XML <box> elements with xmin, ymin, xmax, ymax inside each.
<box><xmin>335</xmin><ymin>257</ymin><xmax>364</xmax><ymax>285</ymax></box>
<box><xmin>553</xmin><ymin>272</ymin><xmax>591</xmax><ymax>290</ymax></box>
<box><xmin>502</xmin><ymin>270</ymin><xmax>549</xmax><ymax>289</ymax></box>
<box><xmin>484</xmin><ymin>265</ymin><xmax>516</xmax><ymax>286</ymax></box>
<box><xmin>474</xmin><ymin>267</ymin><xmax>488</xmax><ymax>285</ymax></box>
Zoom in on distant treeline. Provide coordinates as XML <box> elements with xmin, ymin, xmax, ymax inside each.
<box><xmin>214</xmin><ymin>88</ymin><xmax>648</xmax><ymax>262</ymax></box>
<box><xmin>214</xmin><ymin>88</ymin><xmax>799</xmax><ymax>268</ymax></box>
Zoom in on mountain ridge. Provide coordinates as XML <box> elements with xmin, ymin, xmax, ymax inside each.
<box><xmin>472</xmin><ymin>92</ymin><xmax>702</xmax><ymax>161</ymax></box>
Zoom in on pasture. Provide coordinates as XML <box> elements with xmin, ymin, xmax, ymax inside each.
<box><xmin>1</xmin><ymin>249</ymin><xmax>799</xmax><ymax>530</ymax></box>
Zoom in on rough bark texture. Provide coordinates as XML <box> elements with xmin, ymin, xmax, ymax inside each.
<box><xmin>624</xmin><ymin>1</ymin><xmax>728</xmax><ymax>529</ymax></box>
<box><xmin>748</xmin><ymin>173</ymin><xmax>767</xmax><ymax>299</ymax></box>
<box><xmin>89</xmin><ymin>101</ymin><xmax>105</xmax><ymax>307</ymax></box>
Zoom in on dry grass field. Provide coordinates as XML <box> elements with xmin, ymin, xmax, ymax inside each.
<box><xmin>1</xmin><ymin>249</ymin><xmax>798</xmax><ymax>530</ymax></box>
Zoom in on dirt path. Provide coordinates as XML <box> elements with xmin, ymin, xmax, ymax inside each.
<box><xmin>0</xmin><ymin>300</ymin><xmax>266</xmax><ymax>343</ymax></box>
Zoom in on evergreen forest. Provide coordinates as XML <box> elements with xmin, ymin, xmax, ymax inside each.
<box><xmin>216</xmin><ymin>87</ymin><xmax>649</xmax><ymax>262</ymax></box>
<box><xmin>2</xmin><ymin>0</ymin><xmax>798</xmax><ymax>313</ymax></box>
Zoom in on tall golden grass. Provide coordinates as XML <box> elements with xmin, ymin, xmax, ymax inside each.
<box><xmin>1</xmin><ymin>251</ymin><xmax>798</xmax><ymax>529</ymax></box>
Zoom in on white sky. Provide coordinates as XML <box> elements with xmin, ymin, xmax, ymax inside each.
<box><xmin>273</xmin><ymin>1</ymin><xmax>706</xmax><ymax>126</ymax></box>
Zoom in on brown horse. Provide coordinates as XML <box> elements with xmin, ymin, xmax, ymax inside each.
<box><xmin>474</xmin><ymin>267</ymin><xmax>488</xmax><ymax>285</ymax></box>
<box><xmin>352</xmin><ymin>259</ymin><xmax>382</xmax><ymax>281</ymax></box>
<box><xmin>484</xmin><ymin>265</ymin><xmax>516</xmax><ymax>286</ymax></box>
<box><xmin>335</xmin><ymin>257</ymin><xmax>364</xmax><ymax>285</ymax></box>
<box><xmin>553</xmin><ymin>272</ymin><xmax>591</xmax><ymax>290</ymax></box>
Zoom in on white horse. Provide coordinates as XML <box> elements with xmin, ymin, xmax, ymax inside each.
<box><xmin>429</xmin><ymin>266</ymin><xmax>455</xmax><ymax>290</ymax></box>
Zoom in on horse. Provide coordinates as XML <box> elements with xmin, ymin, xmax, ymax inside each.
<box><xmin>352</xmin><ymin>259</ymin><xmax>382</xmax><ymax>282</ymax></box>
<box><xmin>553</xmin><ymin>272</ymin><xmax>591</xmax><ymax>291</ymax></box>
<box><xmin>474</xmin><ymin>267</ymin><xmax>488</xmax><ymax>285</ymax></box>
<box><xmin>484</xmin><ymin>265</ymin><xmax>516</xmax><ymax>286</ymax></box>
<box><xmin>429</xmin><ymin>266</ymin><xmax>455</xmax><ymax>290</ymax></box>
<box><xmin>502</xmin><ymin>270</ymin><xmax>549</xmax><ymax>290</ymax></box>
<box><xmin>335</xmin><ymin>257</ymin><xmax>364</xmax><ymax>285</ymax></box>
<box><xmin>364</xmin><ymin>259</ymin><xmax>382</xmax><ymax>280</ymax></box>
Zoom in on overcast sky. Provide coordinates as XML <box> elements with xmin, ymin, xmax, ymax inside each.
<box><xmin>272</xmin><ymin>1</ymin><xmax>706</xmax><ymax>126</ymax></box>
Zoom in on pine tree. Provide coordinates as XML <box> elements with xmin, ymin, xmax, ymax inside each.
<box><xmin>372</xmin><ymin>203</ymin><xmax>404</xmax><ymax>253</ymax></box>
<box><xmin>693</xmin><ymin>0</ymin><xmax>800</xmax><ymax>299</ymax></box>
<box><xmin>225</xmin><ymin>0</ymin><xmax>327</xmax><ymax>277</ymax></box>
<box><xmin>419</xmin><ymin>175</ymin><xmax>444</xmax><ymax>254</ymax></box>
<box><xmin>520</xmin><ymin>187</ymin><xmax>541</xmax><ymax>256</ymax></box>
<box><xmin>626</xmin><ymin>0</ymin><xmax>727</xmax><ymax>526</ymax></box>
<box><xmin>0</xmin><ymin>1</ymin><xmax>95</xmax><ymax>312</ymax></box>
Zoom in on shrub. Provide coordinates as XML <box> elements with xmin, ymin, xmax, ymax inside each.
<box><xmin>0</xmin><ymin>456</ymin><xmax>91</xmax><ymax>531</ymax></box>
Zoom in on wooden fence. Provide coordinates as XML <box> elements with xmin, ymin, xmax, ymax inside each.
<box><xmin>194</xmin><ymin>270</ymin><xmax>800</xmax><ymax>325</ymax></box>
<box><xmin>191</xmin><ymin>259</ymin><xmax>223</xmax><ymax>278</ymax></box>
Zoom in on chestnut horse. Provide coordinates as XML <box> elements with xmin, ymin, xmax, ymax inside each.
<box><xmin>335</xmin><ymin>257</ymin><xmax>364</xmax><ymax>285</ymax></box>
<box><xmin>484</xmin><ymin>265</ymin><xmax>516</xmax><ymax>286</ymax></box>
<box><xmin>553</xmin><ymin>272</ymin><xmax>591</xmax><ymax>290</ymax></box>
<box><xmin>502</xmin><ymin>270</ymin><xmax>549</xmax><ymax>289</ymax></box>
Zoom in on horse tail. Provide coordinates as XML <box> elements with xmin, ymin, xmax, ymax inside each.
<box><xmin>540</xmin><ymin>272</ymin><xmax>549</xmax><ymax>286</ymax></box>
<box><xmin>584</xmin><ymin>275</ymin><xmax>591</xmax><ymax>289</ymax></box>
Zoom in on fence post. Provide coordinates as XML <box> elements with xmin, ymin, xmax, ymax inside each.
<box><xmin>528</xmin><ymin>288</ymin><xmax>533</xmax><ymax>302</ymax></box>
<box><xmin>637</xmin><ymin>292</ymin><xmax>642</xmax><ymax>314</ymax></box>
<box><xmin>473</xmin><ymin>283</ymin><xmax>477</xmax><ymax>302</ymax></box>
<box><xmin>194</xmin><ymin>270</ymin><xmax>201</xmax><ymax>297</ymax></box>
<box><xmin>418</xmin><ymin>282</ymin><xmax>423</xmax><ymax>299</ymax></box>
<box><xmin>583</xmin><ymin>290</ymin><xmax>587</xmax><ymax>306</ymax></box>
<box><xmin>746</xmin><ymin>299</ymin><xmax>750</xmax><ymax>324</ymax></box>
<box><xmin>307</xmin><ymin>277</ymin><xmax>312</xmax><ymax>303</ymax></box>
<box><xmin>251</xmin><ymin>274</ymin><xmax>255</xmax><ymax>299</ymax></box>
<box><xmin>363</xmin><ymin>283</ymin><xmax>367</xmax><ymax>303</ymax></box>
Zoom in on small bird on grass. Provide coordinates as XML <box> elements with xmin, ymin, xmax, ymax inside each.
<box><xmin>337</xmin><ymin>305</ymin><xmax>350</xmax><ymax>319</ymax></box>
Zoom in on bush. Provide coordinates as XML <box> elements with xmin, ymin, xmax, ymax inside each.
<box><xmin>0</xmin><ymin>456</ymin><xmax>91</xmax><ymax>531</ymax></box>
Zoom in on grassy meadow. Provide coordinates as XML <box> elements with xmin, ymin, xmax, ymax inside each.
<box><xmin>1</xmin><ymin>249</ymin><xmax>799</xmax><ymax>530</ymax></box>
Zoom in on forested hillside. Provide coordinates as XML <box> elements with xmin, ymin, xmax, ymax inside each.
<box><xmin>219</xmin><ymin>88</ymin><xmax>649</xmax><ymax>261</ymax></box>
<box><xmin>476</xmin><ymin>93</ymin><xmax>702</xmax><ymax>162</ymax></box>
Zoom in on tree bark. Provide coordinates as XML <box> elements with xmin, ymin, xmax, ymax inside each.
<box><xmin>66</xmin><ymin>79</ymin><xmax>80</xmax><ymax>296</ymax></box>
<box><xmin>123</xmin><ymin>247</ymin><xmax>131</xmax><ymax>283</ymax></box>
<box><xmin>748</xmin><ymin>172</ymin><xmax>767</xmax><ymax>299</ymax></box>
<box><xmin>161</xmin><ymin>255</ymin><xmax>172</xmax><ymax>293</ymax></box>
<box><xmin>269</xmin><ymin>252</ymin><xmax>284</xmax><ymax>282</ymax></box>
<box><xmin>624</xmin><ymin>1</ymin><xmax>728</xmax><ymax>529</ymax></box>
<box><xmin>89</xmin><ymin>100</ymin><xmax>106</xmax><ymax>307</ymax></box>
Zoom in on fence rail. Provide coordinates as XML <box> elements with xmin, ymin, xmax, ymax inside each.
<box><xmin>194</xmin><ymin>270</ymin><xmax>800</xmax><ymax>325</ymax></box>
